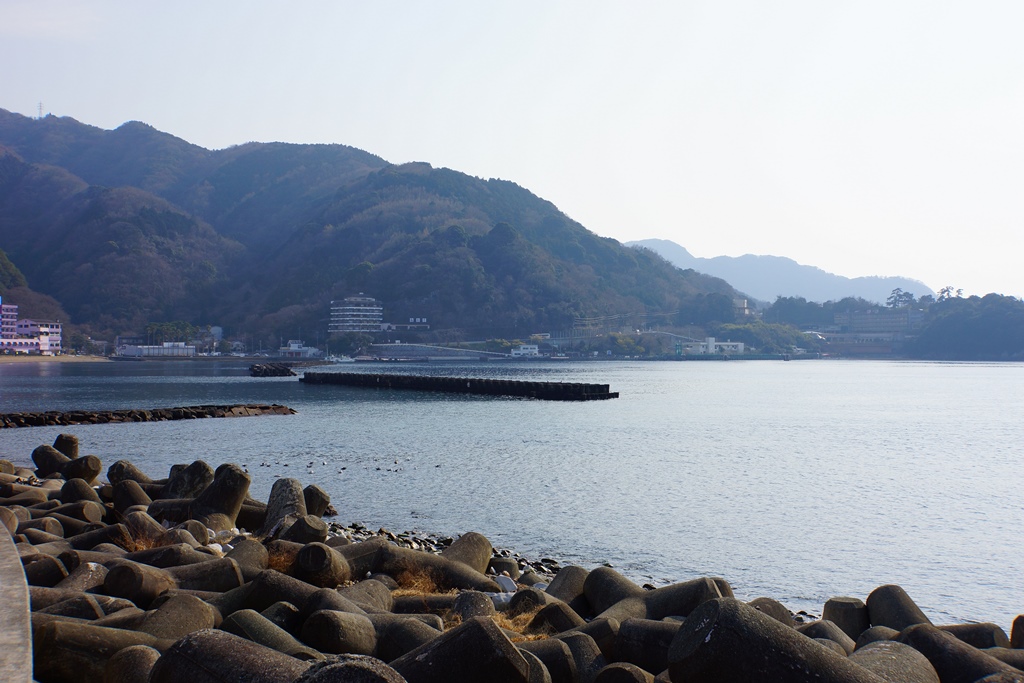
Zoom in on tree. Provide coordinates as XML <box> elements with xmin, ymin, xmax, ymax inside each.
<box><xmin>886</xmin><ymin>288</ymin><xmax>916</xmax><ymax>309</ymax></box>
<box><xmin>910</xmin><ymin>293</ymin><xmax>1024</xmax><ymax>360</ymax></box>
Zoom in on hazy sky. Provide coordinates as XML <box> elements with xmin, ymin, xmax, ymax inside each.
<box><xmin>3</xmin><ymin>1</ymin><xmax>1022</xmax><ymax>297</ymax></box>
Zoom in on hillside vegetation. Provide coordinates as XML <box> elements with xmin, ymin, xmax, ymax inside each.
<box><xmin>0</xmin><ymin>109</ymin><xmax>736</xmax><ymax>341</ymax></box>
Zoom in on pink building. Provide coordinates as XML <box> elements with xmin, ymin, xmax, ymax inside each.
<box><xmin>0</xmin><ymin>298</ymin><xmax>63</xmax><ymax>355</ymax></box>
<box><xmin>16</xmin><ymin>319</ymin><xmax>62</xmax><ymax>355</ymax></box>
<box><xmin>1</xmin><ymin>300</ymin><xmax>16</xmax><ymax>339</ymax></box>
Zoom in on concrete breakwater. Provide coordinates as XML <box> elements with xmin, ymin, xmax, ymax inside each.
<box><xmin>0</xmin><ymin>404</ymin><xmax>296</xmax><ymax>429</ymax></box>
<box><xmin>301</xmin><ymin>372</ymin><xmax>619</xmax><ymax>401</ymax></box>
<box><xmin>2</xmin><ymin>435</ymin><xmax>1023</xmax><ymax>682</ymax></box>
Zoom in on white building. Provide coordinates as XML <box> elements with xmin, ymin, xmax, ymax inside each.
<box><xmin>0</xmin><ymin>300</ymin><xmax>17</xmax><ymax>339</ymax></box>
<box><xmin>0</xmin><ymin>298</ymin><xmax>63</xmax><ymax>355</ymax></box>
<box><xmin>118</xmin><ymin>342</ymin><xmax>196</xmax><ymax>357</ymax></box>
<box><xmin>278</xmin><ymin>340</ymin><xmax>322</xmax><ymax>359</ymax></box>
<box><xmin>683</xmin><ymin>337</ymin><xmax>745</xmax><ymax>355</ymax></box>
<box><xmin>329</xmin><ymin>294</ymin><xmax>383</xmax><ymax>334</ymax></box>
<box><xmin>510</xmin><ymin>344</ymin><xmax>540</xmax><ymax>357</ymax></box>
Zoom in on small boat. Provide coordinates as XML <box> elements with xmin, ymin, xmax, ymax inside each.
<box><xmin>326</xmin><ymin>355</ymin><xmax>355</xmax><ymax>363</ymax></box>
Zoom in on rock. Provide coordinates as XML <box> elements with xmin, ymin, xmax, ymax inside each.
<box><xmin>748</xmin><ymin>596</ymin><xmax>796</xmax><ymax>628</ymax></box>
<box><xmin>824</xmin><ymin>596</ymin><xmax>871</xmax><ymax>641</ymax></box>
<box><xmin>301</xmin><ymin>610</ymin><xmax>377</xmax><ymax>655</ymax></box>
<box><xmin>390</xmin><ymin>616</ymin><xmax>531</xmax><ymax>683</ymax></box>
<box><xmin>894</xmin><ymin>623</ymin><xmax>1022</xmax><ymax>683</ymax></box>
<box><xmin>866</xmin><ymin>584</ymin><xmax>932</xmax><ymax>631</ymax></box>
<box><xmin>149</xmin><ymin>628</ymin><xmax>310</xmax><ymax>683</ymax></box>
<box><xmin>848</xmin><ymin>640</ymin><xmax>940</xmax><ymax>683</ymax></box>
<box><xmin>667</xmin><ymin>597</ymin><xmax>886</xmax><ymax>682</ymax></box>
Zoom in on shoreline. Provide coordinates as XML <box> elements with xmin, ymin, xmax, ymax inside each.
<box><xmin>0</xmin><ymin>354</ymin><xmax>110</xmax><ymax>365</ymax></box>
<box><xmin>6</xmin><ymin>438</ymin><xmax>1024</xmax><ymax>681</ymax></box>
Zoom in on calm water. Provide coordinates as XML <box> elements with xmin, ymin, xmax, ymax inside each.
<box><xmin>1</xmin><ymin>358</ymin><xmax>1021</xmax><ymax>627</ymax></box>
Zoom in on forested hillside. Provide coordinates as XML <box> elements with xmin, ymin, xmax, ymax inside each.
<box><xmin>0</xmin><ymin>109</ymin><xmax>736</xmax><ymax>341</ymax></box>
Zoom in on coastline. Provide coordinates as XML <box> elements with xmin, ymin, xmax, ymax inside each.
<box><xmin>6</xmin><ymin>440</ymin><xmax>1023</xmax><ymax>682</ymax></box>
<box><xmin>0</xmin><ymin>354</ymin><xmax>110</xmax><ymax>365</ymax></box>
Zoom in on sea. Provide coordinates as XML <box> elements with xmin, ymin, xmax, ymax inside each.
<box><xmin>0</xmin><ymin>358</ymin><xmax>1021</xmax><ymax>628</ymax></box>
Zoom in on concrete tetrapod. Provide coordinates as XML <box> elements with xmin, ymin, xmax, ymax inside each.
<box><xmin>102</xmin><ymin>643</ymin><xmax>162</xmax><ymax>683</ymax></box>
<box><xmin>390</xmin><ymin>616</ymin><xmax>531</xmax><ymax>683</ymax></box>
<box><xmin>847</xmin><ymin>640</ymin><xmax>940</xmax><ymax>683</ymax></box>
<box><xmin>440</xmin><ymin>531</ymin><xmax>494</xmax><ymax>574</ymax></box>
<box><xmin>149</xmin><ymin>628</ymin><xmax>310</xmax><ymax>683</ymax></box>
<box><xmin>373</xmin><ymin>543</ymin><xmax>501</xmax><ymax>592</ymax></box>
<box><xmin>259</xmin><ymin>477</ymin><xmax>307</xmax><ymax>537</ymax></box>
<box><xmin>32</xmin><ymin>621</ymin><xmax>173</xmax><ymax>683</ymax></box>
<box><xmin>301</xmin><ymin>609</ymin><xmax>377</xmax><ymax>655</ymax></box>
<box><xmin>52</xmin><ymin>434</ymin><xmax>79</xmax><ymax>460</ymax></box>
<box><xmin>747</xmin><ymin>597</ymin><xmax>796</xmax><ymax>628</ymax></box>
<box><xmin>616</xmin><ymin>618</ymin><xmax>682</xmax><ymax>675</ymax></box>
<box><xmin>160</xmin><ymin>460</ymin><xmax>214</xmax><ymax>500</ymax></box>
<box><xmin>823</xmin><ymin>596</ymin><xmax>871</xmax><ymax>641</ymax></box>
<box><xmin>545</xmin><ymin>566</ymin><xmax>590</xmax><ymax>615</ymax></box>
<box><xmin>866</xmin><ymin>584</ymin><xmax>932</xmax><ymax>631</ymax></box>
<box><xmin>666</xmin><ymin>597</ymin><xmax>887</xmax><ymax>683</ymax></box>
<box><xmin>302</xmin><ymin>484</ymin><xmax>331</xmax><ymax>519</ymax></box>
<box><xmin>594</xmin><ymin>662</ymin><xmax>656</xmax><ymax>683</ymax></box>
<box><xmin>293</xmin><ymin>654</ymin><xmax>407</xmax><ymax>683</ymax></box>
<box><xmin>221</xmin><ymin>608</ymin><xmax>323</xmax><ymax>661</ymax></box>
<box><xmin>894</xmin><ymin>623</ymin><xmax>1023</xmax><ymax>683</ymax></box>
<box><xmin>937</xmin><ymin>622</ymin><xmax>1011</xmax><ymax>649</ymax></box>
<box><xmin>798</xmin><ymin>619</ymin><xmax>857</xmax><ymax>655</ymax></box>
<box><xmin>583</xmin><ymin>567</ymin><xmax>647</xmax><ymax>616</ymax></box>
<box><xmin>518</xmin><ymin>638</ymin><xmax>578</xmax><ymax>683</ymax></box>
<box><xmin>376</xmin><ymin>616</ymin><xmax>443</xmax><ymax>662</ymax></box>
<box><xmin>597</xmin><ymin>576</ymin><xmax>724</xmax><ymax>623</ymax></box>
<box><xmin>554</xmin><ymin>632</ymin><xmax>608</xmax><ymax>683</ymax></box>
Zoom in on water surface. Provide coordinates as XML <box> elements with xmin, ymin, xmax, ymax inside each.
<box><xmin>1</xmin><ymin>358</ymin><xmax>1020</xmax><ymax>626</ymax></box>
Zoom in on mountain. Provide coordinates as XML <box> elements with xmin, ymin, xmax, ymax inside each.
<box><xmin>0</xmin><ymin>246</ymin><xmax>69</xmax><ymax>322</ymax></box>
<box><xmin>0</xmin><ymin>246</ymin><xmax>27</xmax><ymax>293</ymax></box>
<box><xmin>628</xmin><ymin>238</ymin><xmax>934</xmax><ymax>305</ymax></box>
<box><xmin>0</xmin><ymin>109</ymin><xmax>738</xmax><ymax>340</ymax></box>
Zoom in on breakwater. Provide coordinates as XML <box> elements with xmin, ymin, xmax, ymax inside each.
<box><xmin>2</xmin><ymin>434</ymin><xmax>1023</xmax><ymax>682</ymax></box>
<box><xmin>0</xmin><ymin>404</ymin><xmax>296</xmax><ymax>429</ymax></box>
<box><xmin>300</xmin><ymin>372</ymin><xmax>619</xmax><ymax>401</ymax></box>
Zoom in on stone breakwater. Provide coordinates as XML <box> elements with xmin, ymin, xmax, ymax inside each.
<box><xmin>1</xmin><ymin>435</ymin><xmax>1022</xmax><ymax>682</ymax></box>
<box><xmin>0</xmin><ymin>404</ymin><xmax>296</xmax><ymax>429</ymax></box>
<box><xmin>301</xmin><ymin>372</ymin><xmax>620</xmax><ymax>401</ymax></box>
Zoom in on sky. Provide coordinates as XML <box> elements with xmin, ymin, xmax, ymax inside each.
<box><xmin>2</xmin><ymin>1</ymin><xmax>1022</xmax><ymax>298</ymax></box>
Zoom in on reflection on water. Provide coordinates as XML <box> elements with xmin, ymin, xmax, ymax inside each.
<box><xmin>1</xmin><ymin>358</ymin><xmax>1022</xmax><ymax>626</ymax></box>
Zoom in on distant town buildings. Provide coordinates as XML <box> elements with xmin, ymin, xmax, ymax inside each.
<box><xmin>683</xmin><ymin>337</ymin><xmax>745</xmax><ymax>355</ymax></box>
<box><xmin>118</xmin><ymin>341</ymin><xmax>196</xmax><ymax>358</ymax></box>
<box><xmin>0</xmin><ymin>297</ymin><xmax>62</xmax><ymax>355</ymax></box>
<box><xmin>510</xmin><ymin>344</ymin><xmax>540</xmax><ymax>357</ymax></box>
<box><xmin>1</xmin><ymin>300</ymin><xmax>16</xmax><ymax>339</ymax></box>
<box><xmin>822</xmin><ymin>308</ymin><xmax>925</xmax><ymax>356</ymax></box>
<box><xmin>329</xmin><ymin>294</ymin><xmax>384</xmax><ymax>334</ymax></box>
<box><xmin>329</xmin><ymin>294</ymin><xmax>430</xmax><ymax>335</ymax></box>
<box><xmin>278</xmin><ymin>339</ymin><xmax>322</xmax><ymax>359</ymax></box>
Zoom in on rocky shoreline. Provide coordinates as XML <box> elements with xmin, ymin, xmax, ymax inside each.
<box><xmin>0</xmin><ymin>404</ymin><xmax>296</xmax><ymax>429</ymax></box>
<box><xmin>2</xmin><ymin>434</ymin><xmax>1022</xmax><ymax>682</ymax></box>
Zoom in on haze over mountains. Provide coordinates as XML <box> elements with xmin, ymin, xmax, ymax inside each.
<box><xmin>0</xmin><ymin>109</ymin><xmax>736</xmax><ymax>341</ymax></box>
<box><xmin>628</xmin><ymin>239</ymin><xmax>934</xmax><ymax>305</ymax></box>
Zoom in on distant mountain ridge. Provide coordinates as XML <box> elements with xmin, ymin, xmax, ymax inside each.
<box><xmin>627</xmin><ymin>238</ymin><xmax>934</xmax><ymax>305</ymax></box>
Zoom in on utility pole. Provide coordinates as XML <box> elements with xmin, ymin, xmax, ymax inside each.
<box><xmin>37</xmin><ymin>102</ymin><xmax>44</xmax><ymax>119</ymax></box>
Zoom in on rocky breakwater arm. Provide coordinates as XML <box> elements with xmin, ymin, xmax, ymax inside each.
<box><xmin>0</xmin><ymin>404</ymin><xmax>296</xmax><ymax>429</ymax></box>
<box><xmin>2</xmin><ymin>434</ymin><xmax>1024</xmax><ymax>682</ymax></box>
